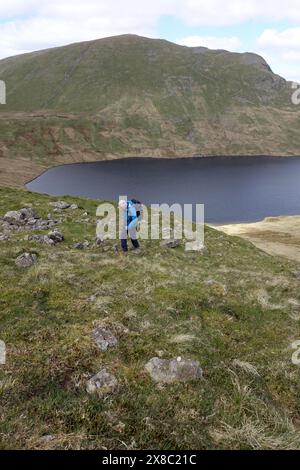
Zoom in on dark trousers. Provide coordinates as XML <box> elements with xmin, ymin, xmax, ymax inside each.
<box><xmin>121</xmin><ymin>227</ymin><xmax>140</xmax><ymax>252</ymax></box>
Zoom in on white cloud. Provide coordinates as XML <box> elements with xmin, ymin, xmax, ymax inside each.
<box><xmin>257</xmin><ymin>28</ymin><xmax>300</xmax><ymax>50</ymax></box>
<box><xmin>256</xmin><ymin>27</ymin><xmax>300</xmax><ymax>81</ymax></box>
<box><xmin>178</xmin><ymin>35</ymin><xmax>241</xmax><ymax>51</ymax></box>
<box><xmin>173</xmin><ymin>0</ymin><xmax>300</xmax><ymax>26</ymax></box>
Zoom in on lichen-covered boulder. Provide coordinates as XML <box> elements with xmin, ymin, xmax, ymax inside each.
<box><xmin>86</xmin><ymin>369</ymin><xmax>118</xmax><ymax>395</ymax></box>
<box><xmin>145</xmin><ymin>357</ymin><xmax>203</xmax><ymax>383</ymax></box>
<box><xmin>92</xmin><ymin>326</ymin><xmax>117</xmax><ymax>352</ymax></box>
<box><xmin>15</xmin><ymin>252</ymin><xmax>37</xmax><ymax>268</ymax></box>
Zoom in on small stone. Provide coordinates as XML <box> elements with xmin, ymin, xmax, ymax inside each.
<box><xmin>49</xmin><ymin>201</ymin><xmax>70</xmax><ymax>210</ymax></box>
<box><xmin>28</xmin><ymin>234</ymin><xmax>48</xmax><ymax>244</ymax></box>
<box><xmin>204</xmin><ymin>279</ymin><xmax>227</xmax><ymax>295</ymax></box>
<box><xmin>95</xmin><ymin>237</ymin><xmax>103</xmax><ymax>246</ymax></box>
<box><xmin>145</xmin><ymin>357</ymin><xmax>203</xmax><ymax>383</ymax></box>
<box><xmin>40</xmin><ymin>435</ymin><xmax>54</xmax><ymax>443</ymax></box>
<box><xmin>199</xmin><ymin>245</ymin><xmax>209</xmax><ymax>256</ymax></box>
<box><xmin>47</xmin><ymin>230</ymin><xmax>64</xmax><ymax>244</ymax></box>
<box><xmin>15</xmin><ymin>252</ymin><xmax>37</xmax><ymax>268</ymax></box>
<box><xmin>74</xmin><ymin>240</ymin><xmax>90</xmax><ymax>250</ymax></box>
<box><xmin>160</xmin><ymin>239</ymin><xmax>181</xmax><ymax>249</ymax></box>
<box><xmin>92</xmin><ymin>326</ymin><xmax>118</xmax><ymax>352</ymax></box>
<box><xmin>0</xmin><ymin>233</ymin><xmax>9</xmax><ymax>241</ymax></box>
<box><xmin>86</xmin><ymin>369</ymin><xmax>118</xmax><ymax>395</ymax></box>
<box><xmin>70</xmin><ymin>204</ymin><xmax>78</xmax><ymax>210</ymax></box>
<box><xmin>292</xmin><ymin>271</ymin><xmax>300</xmax><ymax>279</ymax></box>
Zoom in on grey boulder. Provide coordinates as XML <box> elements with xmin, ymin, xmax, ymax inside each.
<box><xmin>74</xmin><ymin>240</ymin><xmax>90</xmax><ymax>250</ymax></box>
<box><xmin>15</xmin><ymin>252</ymin><xmax>37</xmax><ymax>268</ymax></box>
<box><xmin>145</xmin><ymin>357</ymin><xmax>203</xmax><ymax>383</ymax></box>
<box><xmin>160</xmin><ymin>239</ymin><xmax>181</xmax><ymax>249</ymax></box>
<box><xmin>47</xmin><ymin>231</ymin><xmax>64</xmax><ymax>244</ymax></box>
<box><xmin>28</xmin><ymin>231</ymin><xmax>64</xmax><ymax>245</ymax></box>
<box><xmin>49</xmin><ymin>201</ymin><xmax>70</xmax><ymax>210</ymax></box>
<box><xmin>4</xmin><ymin>208</ymin><xmax>39</xmax><ymax>225</ymax></box>
<box><xmin>86</xmin><ymin>369</ymin><xmax>118</xmax><ymax>395</ymax></box>
<box><xmin>0</xmin><ymin>233</ymin><xmax>9</xmax><ymax>241</ymax></box>
<box><xmin>92</xmin><ymin>326</ymin><xmax>118</xmax><ymax>352</ymax></box>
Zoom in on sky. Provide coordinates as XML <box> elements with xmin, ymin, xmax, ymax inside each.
<box><xmin>0</xmin><ymin>0</ymin><xmax>300</xmax><ymax>82</ymax></box>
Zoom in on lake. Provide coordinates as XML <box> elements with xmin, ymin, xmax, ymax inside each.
<box><xmin>26</xmin><ymin>156</ymin><xmax>300</xmax><ymax>224</ymax></box>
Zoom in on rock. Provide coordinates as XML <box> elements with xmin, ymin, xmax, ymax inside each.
<box><xmin>15</xmin><ymin>252</ymin><xmax>37</xmax><ymax>268</ymax></box>
<box><xmin>74</xmin><ymin>240</ymin><xmax>90</xmax><ymax>250</ymax></box>
<box><xmin>92</xmin><ymin>326</ymin><xmax>118</xmax><ymax>352</ymax></box>
<box><xmin>204</xmin><ymin>279</ymin><xmax>227</xmax><ymax>295</ymax></box>
<box><xmin>28</xmin><ymin>234</ymin><xmax>49</xmax><ymax>244</ymax></box>
<box><xmin>145</xmin><ymin>357</ymin><xmax>203</xmax><ymax>383</ymax></box>
<box><xmin>47</xmin><ymin>230</ymin><xmax>64</xmax><ymax>244</ymax></box>
<box><xmin>70</xmin><ymin>204</ymin><xmax>78</xmax><ymax>210</ymax></box>
<box><xmin>28</xmin><ymin>230</ymin><xmax>64</xmax><ymax>245</ymax></box>
<box><xmin>2</xmin><ymin>208</ymin><xmax>57</xmax><ymax>232</ymax></box>
<box><xmin>160</xmin><ymin>239</ymin><xmax>181</xmax><ymax>249</ymax></box>
<box><xmin>95</xmin><ymin>237</ymin><xmax>103</xmax><ymax>246</ymax></box>
<box><xmin>49</xmin><ymin>201</ymin><xmax>70</xmax><ymax>210</ymax></box>
<box><xmin>4</xmin><ymin>208</ymin><xmax>39</xmax><ymax>225</ymax></box>
<box><xmin>86</xmin><ymin>369</ymin><xmax>118</xmax><ymax>395</ymax></box>
<box><xmin>0</xmin><ymin>233</ymin><xmax>9</xmax><ymax>241</ymax></box>
<box><xmin>199</xmin><ymin>245</ymin><xmax>209</xmax><ymax>255</ymax></box>
<box><xmin>39</xmin><ymin>435</ymin><xmax>54</xmax><ymax>443</ymax></box>
<box><xmin>292</xmin><ymin>271</ymin><xmax>300</xmax><ymax>280</ymax></box>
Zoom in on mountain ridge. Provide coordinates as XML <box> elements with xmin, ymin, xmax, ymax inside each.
<box><xmin>0</xmin><ymin>34</ymin><xmax>300</xmax><ymax>187</ymax></box>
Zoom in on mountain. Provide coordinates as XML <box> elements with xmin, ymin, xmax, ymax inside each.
<box><xmin>1</xmin><ymin>34</ymin><xmax>300</xmax><ymax>186</ymax></box>
<box><xmin>1</xmin><ymin>186</ymin><xmax>300</xmax><ymax>449</ymax></box>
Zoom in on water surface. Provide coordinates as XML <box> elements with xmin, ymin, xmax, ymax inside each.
<box><xmin>27</xmin><ymin>156</ymin><xmax>300</xmax><ymax>224</ymax></box>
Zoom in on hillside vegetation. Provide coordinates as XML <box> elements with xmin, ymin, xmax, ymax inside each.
<box><xmin>1</xmin><ymin>187</ymin><xmax>300</xmax><ymax>449</ymax></box>
<box><xmin>1</xmin><ymin>35</ymin><xmax>300</xmax><ymax>187</ymax></box>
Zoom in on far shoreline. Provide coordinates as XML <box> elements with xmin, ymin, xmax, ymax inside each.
<box><xmin>214</xmin><ymin>215</ymin><xmax>300</xmax><ymax>262</ymax></box>
<box><xmin>1</xmin><ymin>153</ymin><xmax>300</xmax><ymax>189</ymax></box>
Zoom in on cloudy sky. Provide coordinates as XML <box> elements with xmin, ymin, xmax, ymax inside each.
<box><xmin>1</xmin><ymin>0</ymin><xmax>300</xmax><ymax>82</ymax></box>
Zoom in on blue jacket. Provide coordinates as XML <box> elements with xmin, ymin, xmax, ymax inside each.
<box><xmin>124</xmin><ymin>200</ymin><xmax>139</xmax><ymax>230</ymax></box>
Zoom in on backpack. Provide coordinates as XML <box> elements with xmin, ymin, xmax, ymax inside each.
<box><xmin>129</xmin><ymin>199</ymin><xmax>143</xmax><ymax>220</ymax></box>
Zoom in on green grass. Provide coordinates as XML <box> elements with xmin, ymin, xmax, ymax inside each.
<box><xmin>1</xmin><ymin>186</ymin><xmax>300</xmax><ymax>449</ymax></box>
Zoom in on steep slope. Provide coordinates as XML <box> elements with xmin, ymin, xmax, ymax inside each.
<box><xmin>0</xmin><ymin>34</ymin><xmax>291</xmax><ymax>112</ymax></box>
<box><xmin>1</xmin><ymin>35</ymin><xmax>300</xmax><ymax>187</ymax></box>
<box><xmin>1</xmin><ymin>187</ymin><xmax>300</xmax><ymax>449</ymax></box>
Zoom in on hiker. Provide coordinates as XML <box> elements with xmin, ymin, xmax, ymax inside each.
<box><xmin>119</xmin><ymin>199</ymin><xmax>142</xmax><ymax>252</ymax></box>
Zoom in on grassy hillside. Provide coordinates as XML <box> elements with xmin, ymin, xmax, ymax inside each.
<box><xmin>1</xmin><ymin>187</ymin><xmax>300</xmax><ymax>449</ymax></box>
<box><xmin>1</xmin><ymin>35</ymin><xmax>300</xmax><ymax>187</ymax></box>
<box><xmin>0</xmin><ymin>35</ymin><xmax>291</xmax><ymax>113</ymax></box>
